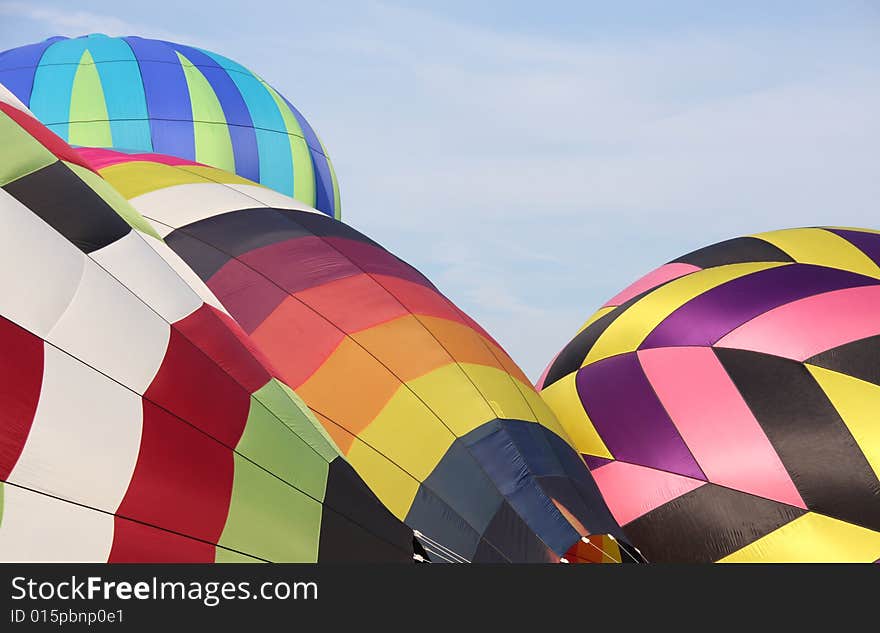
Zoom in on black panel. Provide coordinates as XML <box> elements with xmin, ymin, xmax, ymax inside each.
<box><xmin>624</xmin><ymin>484</ymin><xmax>805</xmax><ymax>562</ymax></box>
<box><xmin>405</xmin><ymin>486</ymin><xmax>482</xmax><ymax>563</ymax></box>
<box><xmin>807</xmin><ymin>335</ymin><xmax>880</xmax><ymax>387</ymax></box>
<box><xmin>165</xmin><ymin>229</ymin><xmax>232</xmax><ymax>281</ymax></box>
<box><xmin>178</xmin><ymin>207</ymin><xmax>316</xmax><ymax>257</ymax></box>
<box><xmin>672</xmin><ymin>236</ymin><xmax>794</xmax><ymax>268</ymax></box>
<box><xmin>318</xmin><ymin>459</ymin><xmax>414</xmax><ymax>562</ymax></box>
<box><xmin>542</xmin><ymin>286</ymin><xmax>661</xmax><ymax>388</ymax></box>
<box><xmin>476</xmin><ymin>501</ymin><xmax>556</xmax><ymax>563</ymax></box>
<box><xmin>290</xmin><ymin>209</ymin><xmax>380</xmax><ymax>248</ymax></box>
<box><xmin>715</xmin><ymin>348</ymin><xmax>880</xmax><ymax>530</ymax></box>
<box><xmin>3</xmin><ymin>161</ymin><xmax>131</xmax><ymax>253</ymax></box>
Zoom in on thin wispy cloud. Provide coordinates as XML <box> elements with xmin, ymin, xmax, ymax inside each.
<box><xmin>2</xmin><ymin>1</ymin><xmax>877</xmax><ymax>379</ymax></box>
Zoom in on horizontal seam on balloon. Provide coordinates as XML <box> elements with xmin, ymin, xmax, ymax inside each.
<box><xmin>0</xmin><ymin>479</ymin><xmax>270</xmax><ymax>562</ymax></box>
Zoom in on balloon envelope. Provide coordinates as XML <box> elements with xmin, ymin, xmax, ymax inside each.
<box><xmin>87</xmin><ymin>147</ymin><xmax>632</xmax><ymax>563</ymax></box>
<box><xmin>539</xmin><ymin>229</ymin><xmax>880</xmax><ymax>562</ymax></box>
<box><xmin>0</xmin><ymin>34</ymin><xmax>340</xmax><ymax>218</ymax></box>
<box><xmin>0</xmin><ymin>89</ymin><xmax>412</xmax><ymax>562</ymax></box>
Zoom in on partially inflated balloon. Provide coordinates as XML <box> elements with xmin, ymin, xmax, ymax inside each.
<box><xmin>539</xmin><ymin>229</ymin><xmax>880</xmax><ymax>562</ymax></box>
<box><xmin>0</xmin><ymin>34</ymin><xmax>340</xmax><ymax>217</ymax></box>
<box><xmin>0</xmin><ymin>88</ymin><xmax>412</xmax><ymax>562</ymax></box>
<box><xmin>87</xmin><ymin>147</ymin><xmax>634</xmax><ymax>564</ymax></box>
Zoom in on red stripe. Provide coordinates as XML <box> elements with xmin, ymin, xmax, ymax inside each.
<box><xmin>0</xmin><ymin>317</ymin><xmax>44</xmax><ymax>479</ymax></box>
<box><xmin>77</xmin><ymin>147</ymin><xmax>203</xmax><ymax>170</ymax></box>
<box><xmin>111</xmin><ymin>400</ymin><xmax>234</xmax><ymax>561</ymax></box>
<box><xmin>109</xmin><ymin>514</ymin><xmax>216</xmax><ymax>562</ymax></box>
<box><xmin>173</xmin><ymin>305</ymin><xmax>271</xmax><ymax>393</ymax></box>
<box><xmin>144</xmin><ymin>327</ymin><xmax>251</xmax><ymax>448</ymax></box>
<box><xmin>0</xmin><ymin>102</ymin><xmax>95</xmax><ymax>173</ymax></box>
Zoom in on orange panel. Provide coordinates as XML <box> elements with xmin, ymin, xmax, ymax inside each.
<box><xmin>351</xmin><ymin>315</ymin><xmax>453</xmax><ymax>383</ymax></box>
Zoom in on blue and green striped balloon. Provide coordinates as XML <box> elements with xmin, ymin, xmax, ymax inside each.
<box><xmin>0</xmin><ymin>34</ymin><xmax>340</xmax><ymax>218</ymax></box>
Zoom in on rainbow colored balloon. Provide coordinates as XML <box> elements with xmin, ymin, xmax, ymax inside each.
<box><xmin>0</xmin><ymin>34</ymin><xmax>340</xmax><ymax>218</ymax></box>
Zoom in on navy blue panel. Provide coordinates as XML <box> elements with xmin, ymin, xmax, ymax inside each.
<box><xmin>123</xmin><ymin>37</ymin><xmax>195</xmax><ymax>161</ymax></box>
<box><xmin>419</xmin><ymin>439</ymin><xmax>503</xmax><ymax>538</ymax></box>
<box><xmin>541</xmin><ymin>426</ymin><xmax>627</xmax><ymax>539</ymax></box>
<box><xmin>169</xmin><ymin>42</ymin><xmax>260</xmax><ymax>183</ymax></box>
<box><xmin>476</xmin><ymin>501</ymin><xmax>556</xmax><ymax>563</ymax></box>
<box><xmin>463</xmin><ymin>421</ymin><xmax>581</xmax><ymax>556</ymax></box>
<box><xmin>500</xmin><ymin>418</ymin><xmax>566</xmax><ymax>477</ymax></box>
<box><xmin>0</xmin><ymin>37</ymin><xmax>64</xmax><ymax>105</ymax></box>
<box><xmin>405</xmin><ymin>487</ymin><xmax>481</xmax><ymax>563</ymax></box>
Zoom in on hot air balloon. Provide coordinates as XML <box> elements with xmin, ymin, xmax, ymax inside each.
<box><xmin>84</xmin><ymin>147</ymin><xmax>634</xmax><ymax>563</ymax></box>
<box><xmin>538</xmin><ymin>229</ymin><xmax>880</xmax><ymax>562</ymax></box>
<box><xmin>0</xmin><ymin>34</ymin><xmax>340</xmax><ymax>218</ymax></box>
<box><xmin>0</xmin><ymin>87</ymin><xmax>413</xmax><ymax>562</ymax></box>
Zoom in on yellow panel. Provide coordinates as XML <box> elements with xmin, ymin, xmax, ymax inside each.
<box><xmin>99</xmin><ymin>162</ymin><xmax>208</xmax><ymax>199</ymax></box>
<box><xmin>458</xmin><ymin>363</ymin><xmax>537</xmax><ymax>423</ymax></box>
<box><xmin>514</xmin><ymin>378</ymin><xmax>572</xmax><ymax>444</ymax></box>
<box><xmin>584</xmin><ymin>262</ymin><xmax>785</xmax><ymax>365</ymax></box>
<box><xmin>405</xmin><ymin>363</ymin><xmax>496</xmax><ymax>437</ymax></box>
<box><xmin>720</xmin><ymin>513</ymin><xmax>880</xmax><ymax>562</ymax></box>
<box><xmin>806</xmin><ymin>365</ymin><xmax>880</xmax><ymax>480</ymax></box>
<box><xmin>346</xmin><ymin>439</ymin><xmax>421</xmax><ymax>520</ymax></box>
<box><xmin>752</xmin><ymin>228</ymin><xmax>880</xmax><ymax>279</ymax></box>
<box><xmin>577</xmin><ymin>306</ymin><xmax>615</xmax><ymax>334</ymax></box>
<box><xmin>540</xmin><ymin>373</ymin><xmax>612</xmax><ymax>458</ymax></box>
<box><xmin>177</xmin><ymin>164</ymin><xmax>260</xmax><ymax>187</ymax></box>
<box><xmin>359</xmin><ymin>384</ymin><xmax>455</xmax><ymax>482</ymax></box>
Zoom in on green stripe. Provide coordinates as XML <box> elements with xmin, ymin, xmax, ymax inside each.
<box><xmin>0</xmin><ymin>111</ymin><xmax>57</xmax><ymax>186</ymax></box>
<box><xmin>261</xmin><ymin>80</ymin><xmax>316</xmax><ymax>207</ymax></box>
<box><xmin>66</xmin><ymin>162</ymin><xmax>161</xmax><ymax>239</ymax></box>
<box><xmin>68</xmin><ymin>50</ymin><xmax>112</xmax><ymax>148</ymax></box>
<box><xmin>253</xmin><ymin>379</ymin><xmax>342</xmax><ymax>463</ymax></box>
<box><xmin>176</xmin><ymin>52</ymin><xmax>235</xmax><ymax>172</ymax></box>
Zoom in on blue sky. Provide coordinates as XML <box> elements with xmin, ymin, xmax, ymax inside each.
<box><xmin>2</xmin><ymin>1</ymin><xmax>879</xmax><ymax>379</ymax></box>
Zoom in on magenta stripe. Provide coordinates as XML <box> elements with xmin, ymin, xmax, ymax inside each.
<box><xmin>576</xmin><ymin>353</ymin><xmax>705</xmax><ymax>480</ymax></box>
<box><xmin>641</xmin><ymin>264</ymin><xmax>877</xmax><ymax>349</ymax></box>
<box><xmin>716</xmin><ymin>285</ymin><xmax>880</xmax><ymax>361</ymax></box>
<box><xmin>591</xmin><ymin>461</ymin><xmax>704</xmax><ymax>526</ymax></box>
<box><xmin>603</xmin><ymin>263</ymin><xmax>700</xmax><ymax>307</ymax></box>
<box><xmin>638</xmin><ymin>346</ymin><xmax>805</xmax><ymax>508</ymax></box>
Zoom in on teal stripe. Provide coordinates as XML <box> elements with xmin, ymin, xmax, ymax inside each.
<box><xmin>29</xmin><ymin>38</ymin><xmax>90</xmax><ymax>140</ymax></box>
<box><xmin>198</xmin><ymin>49</ymin><xmax>294</xmax><ymax>196</ymax></box>
<box><xmin>87</xmin><ymin>35</ymin><xmax>152</xmax><ymax>151</ymax></box>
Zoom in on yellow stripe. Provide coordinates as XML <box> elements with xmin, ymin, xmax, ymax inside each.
<box><xmin>99</xmin><ymin>161</ymin><xmax>255</xmax><ymax>199</ymax></box>
<box><xmin>806</xmin><ymin>365</ymin><xmax>880</xmax><ymax>480</ymax></box>
<box><xmin>345</xmin><ymin>439</ymin><xmax>421</xmax><ymax>519</ymax></box>
<box><xmin>358</xmin><ymin>384</ymin><xmax>455</xmax><ymax>482</ymax></box>
<box><xmin>576</xmin><ymin>306</ymin><xmax>614</xmax><ymax>334</ymax></box>
<box><xmin>720</xmin><ymin>513</ymin><xmax>880</xmax><ymax>562</ymax></box>
<box><xmin>540</xmin><ymin>372</ymin><xmax>612</xmax><ymax>458</ymax></box>
<box><xmin>583</xmin><ymin>262</ymin><xmax>785</xmax><ymax>365</ymax></box>
<box><xmin>752</xmin><ymin>228</ymin><xmax>880</xmax><ymax>279</ymax></box>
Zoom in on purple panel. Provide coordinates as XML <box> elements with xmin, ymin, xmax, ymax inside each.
<box><xmin>323</xmin><ymin>237</ymin><xmax>434</xmax><ymax>288</ymax></box>
<box><xmin>575</xmin><ymin>354</ymin><xmax>705</xmax><ymax>480</ymax></box>
<box><xmin>239</xmin><ymin>236</ymin><xmax>361</xmax><ymax>294</ymax></box>
<box><xmin>642</xmin><ymin>264</ymin><xmax>877</xmax><ymax>349</ymax></box>
<box><xmin>206</xmin><ymin>259</ymin><xmax>287</xmax><ymax>334</ymax></box>
<box><xmin>828</xmin><ymin>229</ymin><xmax>880</xmax><ymax>268</ymax></box>
<box><xmin>582</xmin><ymin>455</ymin><xmax>614</xmax><ymax>470</ymax></box>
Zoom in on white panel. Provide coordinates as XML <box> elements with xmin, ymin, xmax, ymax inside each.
<box><xmin>128</xmin><ymin>182</ymin><xmax>260</xmax><ymax>228</ymax></box>
<box><xmin>9</xmin><ymin>345</ymin><xmax>143</xmax><ymax>513</ymax></box>
<box><xmin>0</xmin><ymin>484</ymin><xmax>113</xmax><ymax>562</ymax></box>
<box><xmin>227</xmin><ymin>184</ymin><xmax>322</xmax><ymax>214</ymax></box>
<box><xmin>0</xmin><ymin>190</ymin><xmax>86</xmax><ymax>337</ymax></box>
<box><xmin>91</xmin><ymin>231</ymin><xmax>201</xmax><ymax>323</ymax></box>
<box><xmin>138</xmin><ymin>234</ymin><xmax>229</xmax><ymax>315</ymax></box>
<box><xmin>45</xmin><ymin>257</ymin><xmax>169</xmax><ymax>394</ymax></box>
<box><xmin>0</xmin><ymin>83</ymin><xmax>32</xmax><ymax>114</ymax></box>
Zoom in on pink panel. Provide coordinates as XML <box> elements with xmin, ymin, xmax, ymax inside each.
<box><xmin>592</xmin><ymin>461</ymin><xmax>704</xmax><ymax>526</ymax></box>
<box><xmin>715</xmin><ymin>285</ymin><xmax>880</xmax><ymax>361</ymax></box>
<box><xmin>78</xmin><ymin>147</ymin><xmax>202</xmax><ymax>170</ymax></box>
<box><xmin>638</xmin><ymin>346</ymin><xmax>805</xmax><ymax>508</ymax></box>
<box><xmin>602</xmin><ymin>263</ymin><xmax>701</xmax><ymax>307</ymax></box>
